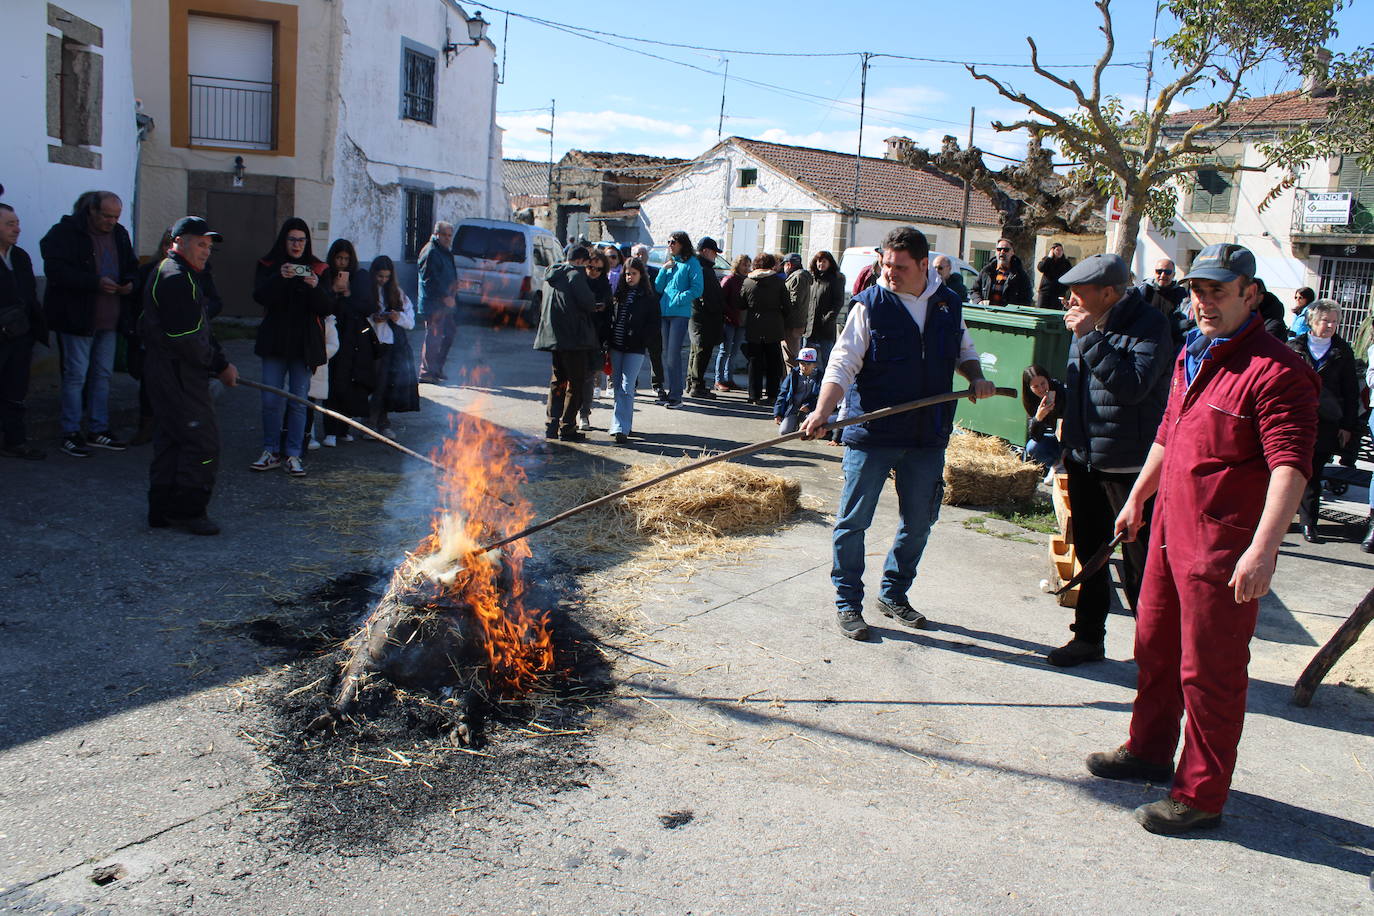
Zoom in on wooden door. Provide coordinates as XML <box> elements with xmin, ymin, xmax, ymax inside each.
<box><xmin>204</xmin><ymin>190</ymin><xmax>278</xmax><ymax>316</ymax></box>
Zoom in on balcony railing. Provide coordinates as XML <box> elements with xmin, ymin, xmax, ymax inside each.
<box><xmin>1291</xmin><ymin>188</ymin><xmax>1374</xmax><ymax>236</ymax></box>
<box><xmin>189</xmin><ymin>74</ymin><xmax>276</xmax><ymax>149</ymax></box>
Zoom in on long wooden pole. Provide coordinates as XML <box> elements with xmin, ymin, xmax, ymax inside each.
<box><xmin>473</xmin><ymin>387</ymin><xmax>1015</xmax><ymax>555</ymax></box>
<box><xmin>1292</xmin><ymin>585</ymin><xmax>1374</xmax><ymax>707</ymax></box>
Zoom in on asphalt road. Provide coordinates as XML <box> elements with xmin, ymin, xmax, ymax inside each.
<box><xmin>1</xmin><ymin>318</ymin><xmax>1371</xmax><ymax>914</ymax></box>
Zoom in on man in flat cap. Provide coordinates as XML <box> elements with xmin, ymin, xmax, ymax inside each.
<box><xmin>1050</xmin><ymin>253</ymin><xmax>1173</xmax><ymax>667</ymax></box>
<box><xmin>141</xmin><ymin>217</ymin><xmax>237</xmax><ymax>535</ymax></box>
<box><xmin>1087</xmin><ymin>243</ymin><xmax>1318</xmax><ymax>834</ymax></box>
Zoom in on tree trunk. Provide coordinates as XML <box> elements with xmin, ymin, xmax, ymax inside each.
<box><xmin>1111</xmin><ymin>194</ymin><xmax>1143</xmax><ymax>268</ymax></box>
<box><xmin>1001</xmin><ymin>224</ymin><xmax>1038</xmax><ymax>272</ymax></box>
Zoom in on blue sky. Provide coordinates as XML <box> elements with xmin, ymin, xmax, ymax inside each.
<box><xmin>480</xmin><ymin>0</ymin><xmax>1371</xmax><ymax>166</ymax></box>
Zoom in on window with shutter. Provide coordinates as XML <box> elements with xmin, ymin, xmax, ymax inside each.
<box><xmin>187</xmin><ymin>15</ymin><xmax>276</xmax><ymax>149</ymax></box>
<box><xmin>782</xmin><ymin>219</ymin><xmax>804</xmax><ymax>255</ymax></box>
<box><xmin>1189</xmin><ymin>156</ymin><xmax>1237</xmax><ymax>216</ymax></box>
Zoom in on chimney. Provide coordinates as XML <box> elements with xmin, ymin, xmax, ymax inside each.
<box><xmin>1302</xmin><ymin>48</ymin><xmax>1333</xmax><ymax>97</ymax></box>
<box><xmin>884</xmin><ymin>136</ymin><xmax>914</xmax><ymax>161</ymax></box>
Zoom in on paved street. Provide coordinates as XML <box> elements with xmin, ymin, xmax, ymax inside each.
<box><xmin>1</xmin><ymin>319</ymin><xmax>1371</xmax><ymax>914</ymax></box>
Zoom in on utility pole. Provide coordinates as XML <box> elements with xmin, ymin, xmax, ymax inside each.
<box><xmin>958</xmin><ymin>106</ymin><xmax>974</xmax><ymax>260</ymax></box>
<box><xmin>717</xmin><ymin>58</ymin><xmax>729</xmax><ymax>142</ymax></box>
<box><xmin>850</xmin><ymin>52</ymin><xmax>871</xmax><ymax>248</ymax></box>
<box><xmin>535</xmin><ymin>100</ymin><xmax>556</xmax><ymax>234</ymax></box>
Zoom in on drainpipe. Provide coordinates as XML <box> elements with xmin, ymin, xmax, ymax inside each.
<box><xmin>132</xmin><ymin>101</ymin><xmax>155</xmax><ymax>255</ymax></box>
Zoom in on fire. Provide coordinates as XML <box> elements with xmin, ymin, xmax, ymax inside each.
<box><xmin>413</xmin><ymin>392</ymin><xmax>553</xmax><ymax>695</ymax></box>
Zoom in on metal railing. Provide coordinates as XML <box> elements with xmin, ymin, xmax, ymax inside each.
<box><xmin>1316</xmin><ymin>256</ymin><xmax>1374</xmax><ymax>341</ymax></box>
<box><xmin>1291</xmin><ymin>188</ymin><xmax>1374</xmax><ymax>235</ymax></box>
<box><xmin>188</xmin><ymin>74</ymin><xmax>276</xmax><ymax>148</ymax></box>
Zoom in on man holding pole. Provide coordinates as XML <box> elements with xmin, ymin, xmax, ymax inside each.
<box><xmin>141</xmin><ymin>217</ymin><xmax>237</xmax><ymax>535</ymax></box>
<box><xmin>800</xmin><ymin>226</ymin><xmax>996</xmax><ymax>641</ymax></box>
<box><xmin>1086</xmin><ymin>243</ymin><xmax>1318</xmax><ymax>834</ymax></box>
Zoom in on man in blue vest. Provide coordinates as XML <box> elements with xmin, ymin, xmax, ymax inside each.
<box><xmin>800</xmin><ymin>226</ymin><xmax>996</xmax><ymax>640</ymax></box>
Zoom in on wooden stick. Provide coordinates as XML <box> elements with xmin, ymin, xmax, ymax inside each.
<box><xmin>236</xmin><ymin>377</ymin><xmax>442</xmax><ymax>471</ymax></box>
<box><xmin>473</xmin><ymin>387</ymin><xmax>1016</xmax><ymax>555</ymax></box>
<box><xmin>1292</xmin><ymin>585</ymin><xmax>1374</xmax><ymax>707</ymax></box>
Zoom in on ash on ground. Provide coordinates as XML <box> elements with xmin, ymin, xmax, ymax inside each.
<box><xmin>238</xmin><ymin>569</ymin><xmax>611</xmax><ymax>852</ymax></box>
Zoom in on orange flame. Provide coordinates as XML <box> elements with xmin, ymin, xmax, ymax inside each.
<box><xmin>417</xmin><ymin>384</ymin><xmax>553</xmax><ymax>695</ymax></box>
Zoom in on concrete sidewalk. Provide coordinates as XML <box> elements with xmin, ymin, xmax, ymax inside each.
<box><xmin>1</xmin><ymin>320</ymin><xmax>1370</xmax><ymax>913</ymax></box>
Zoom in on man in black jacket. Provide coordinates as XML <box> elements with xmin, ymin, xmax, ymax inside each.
<box><xmin>0</xmin><ymin>204</ymin><xmax>48</xmax><ymax>459</ymax></box>
<box><xmin>141</xmin><ymin>217</ymin><xmax>238</xmax><ymax>535</ymax></box>
<box><xmin>1052</xmin><ymin>253</ymin><xmax>1173</xmax><ymax>667</ymax></box>
<box><xmin>973</xmin><ymin>239</ymin><xmax>1032</xmax><ymax>306</ymax></box>
<box><xmin>533</xmin><ymin>247</ymin><xmax>597</xmax><ymax>442</ymax></box>
<box><xmin>1135</xmin><ymin>258</ymin><xmax>1189</xmax><ymax>352</ymax></box>
<box><xmin>40</xmin><ymin>190</ymin><xmax>140</xmax><ymax>457</ymax></box>
<box><xmin>686</xmin><ymin>237</ymin><xmax>725</xmax><ymax>399</ymax></box>
<box><xmin>1036</xmin><ymin>243</ymin><xmax>1073</xmax><ymax>308</ymax></box>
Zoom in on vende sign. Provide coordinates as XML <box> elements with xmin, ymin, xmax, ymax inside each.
<box><xmin>1303</xmin><ymin>192</ymin><xmax>1352</xmax><ymax>226</ymax></box>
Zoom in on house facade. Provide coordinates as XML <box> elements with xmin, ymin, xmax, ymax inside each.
<box><xmin>1133</xmin><ymin>87</ymin><xmax>1374</xmax><ymax>338</ymax></box>
<box><xmin>636</xmin><ymin>137</ymin><xmax>1006</xmax><ymax>263</ymax></box>
<box><xmin>549</xmin><ymin>150</ymin><xmax>686</xmax><ymax>247</ymax></box>
<box><xmin>131</xmin><ymin>0</ymin><xmax>501</xmax><ymax>314</ymax></box>
<box><xmin>2</xmin><ymin>1</ymin><xmax>139</xmax><ymax>275</ymax></box>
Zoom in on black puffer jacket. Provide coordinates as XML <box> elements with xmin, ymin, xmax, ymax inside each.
<box><xmin>252</xmin><ymin>259</ymin><xmax>333</xmax><ymax>368</ymax></box>
<box><xmin>39</xmin><ymin>213</ymin><xmax>139</xmax><ymax>336</ymax></box>
<box><xmin>1061</xmin><ymin>287</ymin><xmax>1173</xmax><ymax>469</ymax></box>
<box><xmin>1289</xmin><ymin>333</ymin><xmax>1359</xmax><ymax>454</ymax></box>
<box><xmin>0</xmin><ymin>245</ymin><xmax>47</xmax><ymax>346</ymax></box>
<box><xmin>803</xmin><ymin>269</ymin><xmax>846</xmax><ymax>341</ymax></box>
<box><xmin>741</xmin><ymin>269</ymin><xmax>787</xmax><ymax>343</ymax></box>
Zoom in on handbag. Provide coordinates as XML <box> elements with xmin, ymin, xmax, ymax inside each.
<box><xmin>0</xmin><ymin>305</ymin><xmax>30</xmax><ymax>340</ymax></box>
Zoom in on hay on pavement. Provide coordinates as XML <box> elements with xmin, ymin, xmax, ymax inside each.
<box><xmin>943</xmin><ymin>428</ymin><xmax>1041</xmax><ymax>506</ymax></box>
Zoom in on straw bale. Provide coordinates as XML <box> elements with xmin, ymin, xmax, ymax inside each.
<box><xmin>943</xmin><ymin>429</ymin><xmax>1042</xmax><ymax>506</ymax></box>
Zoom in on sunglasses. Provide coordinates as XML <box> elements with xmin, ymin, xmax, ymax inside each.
<box><xmin>1155</xmin><ymin>269</ymin><xmax>1174</xmax><ymax>275</ymax></box>
<box><xmin>586</xmin><ymin>266</ymin><xmax>603</xmax><ymax>273</ymax></box>
<box><xmin>996</xmin><ymin>247</ymin><xmax>1012</xmax><ymax>252</ymax></box>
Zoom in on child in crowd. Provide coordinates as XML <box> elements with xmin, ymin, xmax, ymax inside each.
<box><xmin>774</xmin><ymin>346</ymin><xmax>821</xmax><ymax>434</ymax></box>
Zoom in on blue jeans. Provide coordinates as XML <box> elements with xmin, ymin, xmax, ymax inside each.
<box><xmin>608</xmin><ymin>349</ymin><xmax>645</xmax><ymax>435</ymax></box>
<box><xmin>1369</xmin><ymin>412</ymin><xmax>1374</xmax><ymax>510</ymax></box>
<box><xmin>660</xmin><ymin>317</ymin><xmax>689</xmax><ymax>401</ymax></box>
<box><xmin>832</xmin><ymin>444</ymin><xmax>946</xmax><ymax>613</ymax></box>
<box><xmin>1024</xmin><ymin>434</ymin><xmax>1061</xmax><ymax>468</ymax></box>
<box><xmin>59</xmin><ymin>330</ymin><xmax>117</xmax><ymax>435</ymax></box>
<box><xmin>260</xmin><ymin>356</ymin><xmax>312</xmax><ymax>457</ymax></box>
<box><xmin>715</xmin><ymin>324</ymin><xmax>744</xmax><ymax>386</ymax></box>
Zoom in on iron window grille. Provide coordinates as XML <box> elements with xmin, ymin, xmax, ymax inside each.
<box><xmin>782</xmin><ymin>219</ymin><xmax>804</xmax><ymax>255</ymax></box>
<box><xmin>402</xmin><ymin>47</ymin><xmax>436</xmax><ymax>124</ymax></box>
<box><xmin>403</xmin><ymin>188</ymin><xmax>435</xmax><ymax>262</ymax></box>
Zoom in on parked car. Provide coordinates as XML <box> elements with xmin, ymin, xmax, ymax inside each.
<box><xmin>837</xmin><ymin>245</ymin><xmax>977</xmax><ymax>296</ymax></box>
<box><xmin>452</xmin><ymin>219</ymin><xmax>562</xmax><ymax>320</ymax></box>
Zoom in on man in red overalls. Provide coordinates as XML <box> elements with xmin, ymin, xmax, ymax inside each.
<box><xmin>1083</xmin><ymin>243</ymin><xmax>1319</xmax><ymax>834</ymax></box>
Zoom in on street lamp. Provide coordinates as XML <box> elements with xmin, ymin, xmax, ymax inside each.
<box><xmin>443</xmin><ymin>11</ymin><xmax>489</xmax><ymax>65</ymax></box>
<box><xmin>535</xmin><ymin>101</ymin><xmax>555</xmax><ymax>226</ymax></box>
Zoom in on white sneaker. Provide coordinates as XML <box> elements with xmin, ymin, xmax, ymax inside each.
<box><xmin>306</xmin><ymin>437</ymin><xmax>322</xmax><ymax>451</ymax></box>
<box><xmin>284</xmin><ymin>456</ymin><xmax>306</xmax><ymax>477</ymax></box>
<box><xmin>343</xmin><ymin>433</ymin><xmax>356</xmax><ymax>442</ymax></box>
<box><xmin>381</xmin><ymin>427</ymin><xmax>396</xmax><ymax>439</ymax></box>
<box><xmin>249</xmin><ymin>450</ymin><xmax>281</xmax><ymax>471</ymax></box>
<box><xmin>322</xmin><ymin>435</ymin><xmax>337</xmax><ymax>448</ymax></box>
<box><xmin>577</xmin><ymin>417</ymin><xmax>591</xmax><ymax>431</ymax></box>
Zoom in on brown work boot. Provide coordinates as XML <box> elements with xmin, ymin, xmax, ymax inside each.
<box><xmin>1134</xmin><ymin>797</ymin><xmax>1222</xmax><ymax>834</ymax></box>
<box><xmin>1086</xmin><ymin>745</ymin><xmax>1173</xmax><ymax>783</ymax></box>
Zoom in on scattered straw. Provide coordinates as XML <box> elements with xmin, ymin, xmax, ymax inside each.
<box><xmin>943</xmin><ymin>428</ymin><xmax>1041</xmax><ymax>506</ymax></box>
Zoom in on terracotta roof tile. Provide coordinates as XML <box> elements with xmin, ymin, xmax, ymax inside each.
<box><xmin>732</xmin><ymin>137</ymin><xmax>1002</xmax><ymax>227</ymax></box>
<box><xmin>1165</xmin><ymin>89</ymin><xmax>1335</xmax><ymax>129</ymax></box>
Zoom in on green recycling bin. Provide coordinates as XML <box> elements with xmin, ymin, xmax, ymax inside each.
<box><xmin>953</xmin><ymin>304</ymin><xmax>1072</xmax><ymax>445</ymax></box>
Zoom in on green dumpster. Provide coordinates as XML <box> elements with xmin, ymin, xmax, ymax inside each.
<box><xmin>953</xmin><ymin>304</ymin><xmax>1072</xmax><ymax>445</ymax></box>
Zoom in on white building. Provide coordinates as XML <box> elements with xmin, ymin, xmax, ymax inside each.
<box><xmin>636</xmin><ymin>137</ymin><xmax>1004</xmax><ymax>263</ymax></box>
<box><xmin>1132</xmin><ymin>87</ymin><xmax>1374</xmax><ymax>338</ymax></box>
<box><xmin>131</xmin><ymin>0</ymin><xmax>502</xmax><ymax>313</ymax></box>
<box><xmin>1</xmin><ymin>1</ymin><xmax>139</xmax><ymax>273</ymax></box>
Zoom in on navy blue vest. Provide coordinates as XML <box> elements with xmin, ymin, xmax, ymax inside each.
<box><xmin>841</xmin><ymin>282</ymin><xmax>963</xmax><ymax>449</ymax></box>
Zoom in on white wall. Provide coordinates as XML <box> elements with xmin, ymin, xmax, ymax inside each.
<box><xmin>331</xmin><ymin>0</ymin><xmax>501</xmax><ymax>264</ymax></box>
<box><xmin>2</xmin><ymin>0</ymin><xmax>138</xmax><ymax>273</ymax></box>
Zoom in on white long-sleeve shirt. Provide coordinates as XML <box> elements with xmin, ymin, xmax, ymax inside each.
<box><xmin>821</xmin><ymin>268</ymin><xmax>980</xmax><ymax>392</ymax></box>
<box><xmin>369</xmin><ymin>287</ymin><xmax>416</xmax><ymax>344</ymax></box>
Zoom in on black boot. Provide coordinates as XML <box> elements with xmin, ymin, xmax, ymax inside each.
<box><xmin>1362</xmin><ymin>510</ymin><xmax>1374</xmax><ymax>554</ymax></box>
<box><xmin>148</xmin><ymin>486</ymin><xmax>175</xmax><ymax>528</ymax></box>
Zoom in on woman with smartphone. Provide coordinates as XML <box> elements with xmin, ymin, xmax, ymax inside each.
<box><xmin>320</xmin><ymin>239</ymin><xmax>376</xmax><ymax>448</ymax></box>
<box><xmin>367</xmin><ymin>255</ymin><xmax>417</xmax><ymax>437</ymax></box>
<box><xmin>251</xmin><ymin>218</ymin><xmax>330</xmax><ymax>476</ymax></box>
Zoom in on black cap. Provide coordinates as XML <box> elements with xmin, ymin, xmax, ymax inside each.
<box><xmin>697</xmin><ymin>236</ymin><xmax>719</xmax><ymax>253</ymax></box>
<box><xmin>783</xmin><ymin>252</ymin><xmax>803</xmax><ymax>265</ymax></box>
<box><xmin>1060</xmin><ymin>253</ymin><xmax>1129</xmax><ymax>287</ymax></box>
<box><xmin>1181</xmin><ymin>243</ymin><xmax>1255</xmax><ymax>283</ymax></box>
<box><xmin>170</xmin><ymin>216</ymin><xmax>222</xmax><ymax>242</ymax></box>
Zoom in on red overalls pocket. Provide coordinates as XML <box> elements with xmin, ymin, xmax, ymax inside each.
<box><xmin>1191</xmin><ymin>512</ymin><xmax>1252</xmax><ymax>584</ymax></box>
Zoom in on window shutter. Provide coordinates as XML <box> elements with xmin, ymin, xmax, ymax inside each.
<box><xmin>1190</xmin><ymin>156</ymin><xmax>1236</xmax><ymax>215</ymax></box>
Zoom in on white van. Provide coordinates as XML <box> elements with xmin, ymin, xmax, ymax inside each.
<box><xmin>837</xmin><ymin>245</ymin><xmax>977</xmax><ymax>296</ymax></box>
<box><xmin>452</xmin><ymin>219</ymin><xmax>562</xmax><ymax>320</ymax></box>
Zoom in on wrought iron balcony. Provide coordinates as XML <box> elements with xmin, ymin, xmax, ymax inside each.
<box><xmin>1290</xmin><ymin>188</ymin><xmax>1374</xmax><ymax>236</ymax></box>
<box><xmin>188</xmin><ymin>74</ymin><xmax>276</xmax><ymax>149</ymax></box>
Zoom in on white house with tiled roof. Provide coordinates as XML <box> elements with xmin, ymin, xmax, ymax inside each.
<box><xmin>636</xmin><ymin>137</ymin><xmax>1007</xmax><ymax>264</ymax></box>
<box><xmin>1135</xmin><ymin>84</ymin><xmax>1374</xmax><ymax>337</ymax></box>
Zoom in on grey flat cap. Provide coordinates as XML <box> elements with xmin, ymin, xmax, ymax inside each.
<box><xmin>1060</xmin><ymin>253</ymin><xmax>1129</xmax><ymax>287</ymax></box>
<box><xmin>1181</xmin><ymin>243</ymin><xmax>1255</xmax><ymax>283</ymax></box>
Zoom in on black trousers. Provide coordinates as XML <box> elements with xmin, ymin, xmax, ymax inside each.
<box><xmin>746</xmin><ymin>340</ymin><xmax>784</xmax><ymax>404</ymax></box>
<box><xmin>688</xmin><ymin>313</ymin><xmax>723</xmax><ymax>391</ymax></box>
<box><xmin>0</xmin><ymin>335</ymin><xmax>34</xmax><ymax>447</ymax></box>
<box><xmin>145</xmin><ymin>355</ymin><xmax>219</xmax><ymax>520</ymax></box>
<box><xmin>546</xmin><ymin>349</ymin><xmax>590</xmax><ymax>434</ymax></box>
<box><xmin>1299</xmin><ymin>448</ymin><xmax>1333</xmax><ymax>527</ymax></box>
<box><xmin>1064</xmin><ymin>456</ymin><xmax>1153</xmax><ymax>643</ymax></box>
<box><xmin>647</xmin><ymin>325</ymin><xmax>664</xmax><ymax>389</ymax></box>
